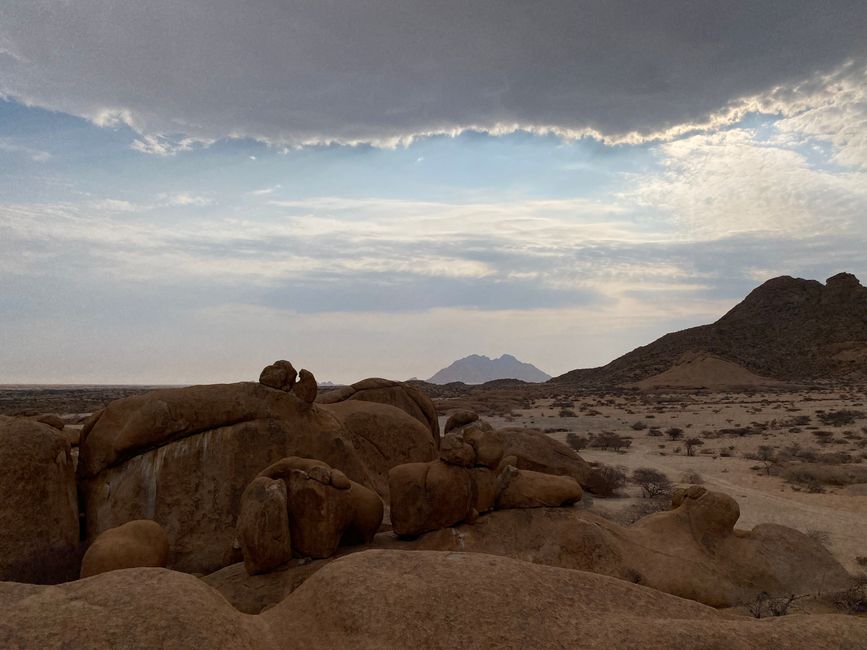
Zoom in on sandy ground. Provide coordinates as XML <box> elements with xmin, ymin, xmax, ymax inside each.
<box><xmin>464</xmin><ymin>388</ymin><xmax>867</xmax><ymax>574</ymax></box>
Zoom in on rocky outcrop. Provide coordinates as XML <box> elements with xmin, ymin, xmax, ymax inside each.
<box><xmin>0</xmin><ymin>415</ymin><xmax>79</xmax><ymax>583</ymax></box>
<box><xmin>258</xmin><ymin>360</ymin><xmax>298</xmax><ymax>391</ymax></box>
<box><xmin>7</xmin><ymin>554</ymin><xmax>865</xmax><ymax>649</ymax></box>
<box><xmin>317</xmin><ymin>377</ymin><xmax>440</xmax><ymax>445</ymax></box>
<box><xmin>237</xmin><ymin>477</ymin><xmax>292</xmax><ymax>575</ymax></box>
<box><xmin>264</xmin><ymin>550</ymin><xmax>867</xmax><ymax>649</ymax></box>
<box><xmin>382</xmin><ymin>488</ymin><xmax>853</xmax><ymax>607</ymax></box>
<box><xmin>389</xmin><ymin>460</ymin><xmax>475</xmax><ymax>536</ymax></box>
<box><xmin>0</xmin><ymin>568</ymin><xmax>270</xmax><ymax>648</ymax></box>
<box><xmin>78</xmin><ymin>376</ymin><xmax>434</xmax><ymax>574</ymax></box>
<box><xmin>495</xmin><ymin>466</ymin><xmax>582</xmax><ymax>509</ymax></box>
<box><xmin>497</xmin><ymin>427</ymin><xmax>592</xmax><ymax>485</ymax></box>
<box><xmin>80</xmin><ymin>519</ymin><xmax>170</xmax><ymax>578</ymax></box>
<box><xmin>244</xmin><ymin>457</ymin><xmax>383</xmax><ymax>562</ymax></box>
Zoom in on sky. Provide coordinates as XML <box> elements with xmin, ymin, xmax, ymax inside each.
<box><xmin>1</xmin><ymin>1</ymin><xmax>867</xmax><ymax>384</ymax></box>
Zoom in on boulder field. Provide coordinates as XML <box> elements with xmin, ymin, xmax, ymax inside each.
<box><xmin>2</xmin><ymin>362</ymin><xmax>865</xmax><ymax>648</ymax></box>
<box><xmin>77</xmin><ymin>370</ymin><xmax>437</xmax><ymax>574</ymax></box>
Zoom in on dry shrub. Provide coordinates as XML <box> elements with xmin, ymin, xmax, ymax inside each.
<box><xmin>783</xmin><ymin>463</ymin><xmax>867</xmax><ymax>488</ymax></box>
<box><xmin>585</xmin><ymin>464</ymin><xmax>627</xmax><ymax>497</ymax></box>
<box><xmin>631</xmin><ymin>467</ymin><xmax>673</xmax><ymax>498</ymax></box>
<box><xmin>679</xmin><ymin>470</ymin><xmax>704</xmax><ymax>485</ymax></box>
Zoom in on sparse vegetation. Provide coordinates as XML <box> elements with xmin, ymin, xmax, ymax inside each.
<box><xmin>586</xmin><ymin>464</ymin><xmax>627</xmax><ymax>497</ymax></box>
<box><xmin>679</xmin><ymin>470</ymin><xmax>704</xmax><ymax>485</ymax></box>
<box><xmin>565</xmin><ymin>433</ymin><xmax>589</xmax><ymax>451</ymax></box>
<box><xmin>818</xmin><ymin>409</ymin><xmax>865</xmax><ymax>427</ymax></box>
<box><xmin>684</xmin><ymin>437</ymin><xmax>704</xmax><ymax>456</ymax></box>
<box><xmin>631</xmin><ymin>467</ymin><xmax>673</xmax><ymax>498</ymax></box>
<box><xmin>665</xmin><ymin>427</ymin><xmax>683</xmax><ymax>441</ymax></box>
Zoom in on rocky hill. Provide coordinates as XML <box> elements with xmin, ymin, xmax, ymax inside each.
<box><xmin>427</xmin><ymin>354</ymin><xmax>551</xmax><ymax>384</ymax></box>
<box><xmin>553</xmin><ymin>273</ymin><xmax>867</xmax><ymax>385</ymax></box>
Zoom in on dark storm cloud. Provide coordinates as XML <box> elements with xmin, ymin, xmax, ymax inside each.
<box><xmin>1</xmin><ymin>1</ymin><xmax>865</xmax><ymax>146</ymax></box>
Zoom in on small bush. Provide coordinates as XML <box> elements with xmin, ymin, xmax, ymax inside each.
<box><xmin>835</xmin><ymin>576</ymin><xmax>867</xmax><ymax>614</ymax></box>
<box><xmin>818</xmin><ymin>410</ymin><xmax>865</xmax><ymax>427</ymax></box>
<box><xmin>589</xmin><ymin>431</ymin><xmax>632</xmax><ymax>452</ymax></box>
<box><xmin>559</xmin><ymin>408</ymin><xmax>577</xmax><ymax>418</ymax></box>
<box><xmin>586</xmin><ymin>464</ymin><xmax>627</xmax><ymax>497</ymax></box>
<box><xmin>631</xmin><ymin>467</ymin><xmax>673</xmax><ymax>498</ymax></box>
<box><xmin>631</xmin><ymin>421</ymin><xmax>647</xmax><ymax>430</ymax></box>
<box><xmin>665</xmin><ymin>427</ymin><xmax>684</xmax><ymax>441</ymax></box>
<box><xmin>684</xmin><ymin>437</ymin><xmax>704</xmax><ymax>456</ymax></box>
<box><xmin>614</xmin><ymin>497</ymin><xmax>670</xmax><ymax>525</ymax></box>
<box><xmin>680</xmin><ymin>470</ymin><xmax>704</xmax><ymax>485</ymax></box>
<box><xmin>566</xmin><ymin>433</ymin><xmax>589</xmax><ymax>451</ymax></box>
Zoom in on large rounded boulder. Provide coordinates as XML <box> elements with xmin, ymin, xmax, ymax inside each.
<box><xmin>80</xmin><ymin>519</ymin><xmax>170</xmax><ymax>578</ymax></box>
<box><xmin>0</xmin><ymin>415</ymin><xmax>79</xmax><ymax>583</ymax></box>
<box><xmin>317</xmin><ymin>377</ymin><xmax>440</xmax><ymax>446</ymax></box>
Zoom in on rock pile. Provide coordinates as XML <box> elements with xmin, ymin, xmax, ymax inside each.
<box><xmin>238</xmin><ymin>457</ymin><xmax>383</xmax><ymax>574</ymax></box>
<box><xmin>76</xmin><ymin>363</ymin><xmax>435</xmax><ymax>574</ymax></box>
<box><xmin>389</xmin><ymin>423</ymin><xmax>583</xmax><ymax>536</ymax></box>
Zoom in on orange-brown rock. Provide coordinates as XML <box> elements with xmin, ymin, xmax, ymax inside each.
<box><xmin>443</xmin><ymin>409</ymin><xmax>479</xmax><ymax>434</ymax></box>
<box><xmin>255</xmin><ymin>457</ymin><xmax>383</xmax><ymax>560</ymax></box>
<box><xmin>292</xmin><ymin>369</ymin><xmax>317</xmax><ymax>404</ymax></box>
<box><xmin>495</xmin><ymin>466</ymin><xmax>582</xmax><ymax>509</ymax></box>
<box><xmin>317</xmin><ymin>377</ymin><xmax>440</xmax><ymax>446</ymax></box>
<box><xmin>385</xmin><ymin>491</ymin><xmax>853</xmax><ymax>608</ymax></box>
<box><xmin>237</xmin><ymin>477</ymin><xmax>291</xmax><ymax>575</ymax></box>
<box><xmin>259</xmin><ymin>360</ymin><xmax>297</xmax><ymax>391</ymax></box>
<box><xmin>0</xmin><ymin>415</ymin><xmax>79</xmax><ymax>583</ymax></box>
<box><xmin>80</xmin><ymin>520</ymin><xmax>170</xmax><ymax>578</ymax></box>
<box><xmin>389</xmin><ymin>460</ymin><xmax>474</xmax><ymax>536</ymax></box>
<box><xmin>438</xmin><ymin>434</ymin><xmax>476</xmax><ymax>467</ymax></box>
<box><xmin>461</xmin><ymin>424</ymin><xmax>504</xmax><ymax>468</ymax></box>
<box><xmin>0</xmin><ymin>568</ymin><xmax>270</xmax><ymax>648</ymax></box>
<box><xmin>6</xmin><ymin>554</ymin><xmax>866</xmax><ymax>649</ymax></box>
<box><xmin>264</xmin><ymin>550</ymin><xmax>867</xmax><ymax>648</ymax></box>
<box><xmin>498</xmin><ymin>428</ymin><xmax>592</xmax><ymax>486</ymax></box>
<box><xmin>77</xmin><ymin>381</ymin><xmax>434</xmax><ymax>574</ymax></box>
<box><xmin>322</xmin><ymin>399</ymin><xmax>437</xmax><ymax>495</ymax></box>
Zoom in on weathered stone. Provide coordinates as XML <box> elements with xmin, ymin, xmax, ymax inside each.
<box><xmin>259</xmin><ymin>360</ymin><xmax>298</xmax><ymax>391</ymax></box>
<box><xmin>388</xmin><ymin>460</ymin><xmax>474</xmax><ymax>536</ymax></box>
<box><xmin>439</xmin><ymin>434</ymin><xmax>476</xmax><ymax>467</ymax></box>
<box><xmin>80</xmin><ymin>519</ymin><xmax>170</xmax><ymax>578</ymax></box>
<box><xmin>0</xmin><ymin>416</ymin><xmax>79</xmax><ymax>583</ymax></box>
<box><xmin>293</xmin><ymin>369</ymin><xmax>318</xmax><ymax>404</ymax></box>
<box><xmin>237</xmin><ymin>477</ymin><xmax>291</xmax><ymax>576</ymax></box>
<box><xmin>495</xmin><ymin>466</ymin><xmax>582</xmax><ymax>509</ymax></box>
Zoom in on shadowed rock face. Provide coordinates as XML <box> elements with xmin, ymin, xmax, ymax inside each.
<box><xmin>554</xmin><ymin>272</ymin><xmax>867</xmax><ymax>384</ymax></box>
<box><xmin>0</xmin><ymin>415</ymin><xmax>79</xmax><ymax>584</ymax></box>
<box><xmin>77</xmin><ymin>381</ymin><xmax>434</xmax><ymax>574</ymax></box>
<box><xmin>5</xmin><ymin>554</ymin><xmax>866</xmax><ymax>649</ymax></box>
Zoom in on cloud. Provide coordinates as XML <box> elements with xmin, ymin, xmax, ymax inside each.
<box><xmin>626</xmin><ymin>128</ymin><xmax>867</xmax><ymax>238</ymax></box>
<box><xmin>1</xmin><ymin>2</ymin><xmax>865</xmax><ymax>147</ymax></box>
<box><xmin>161</xmin><ymin>192</ymin><xmax>213</xmax><ymax>207</ymax></box>
<box><xmin>0</xmin><ymin>138</ymin><xmax>51</xmax><ymax>162</ymax></box>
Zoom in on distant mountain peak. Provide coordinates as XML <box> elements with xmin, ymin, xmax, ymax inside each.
<box><xmin>427</xmin><ymin>354</ymin><xmax>551</xmax><ymax>385</ymax></box>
